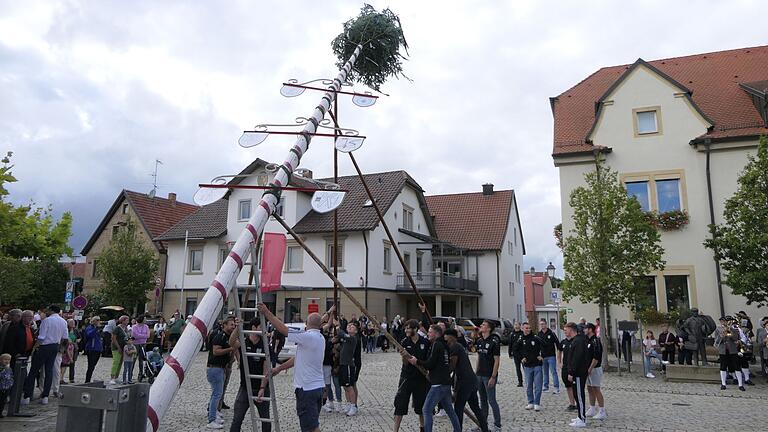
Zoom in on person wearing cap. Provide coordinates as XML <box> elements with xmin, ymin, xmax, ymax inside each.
<box><xmin>445</xmin><ymin>328</ymin><xmax>488</xmax><ymax>432</ymax></box>
<box><xmin>584</xmin><ymin>323</ymin><xmax>606</xmax><ymax>420</ymax></box>
<box><xmin>122</xmin><ymin>336</ymin><xmax>137</xmax><ymax>384</ymax></box>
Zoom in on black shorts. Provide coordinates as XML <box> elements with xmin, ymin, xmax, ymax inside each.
<box><xmin>339</xmin><ymin>364</ymin><xmax>357</xmax><ymax>387</ymax></box>
<box><xmin>295</xmin><ymin>387</ymin><xmax>323</xmax><ymax>432</ymax></box>
<box><xmin>561</xmin><ymin>369</ymin><xmax>572</xmax><ymax>388</ymax></box>
<box><xmin>393</xmin><ymin>376</ymin><xmax>428</xmax><ymax>416</ymax></box>
<box><xmin>352</xmin><ymin>363</ymin><xmax>361</xmax><ymax>383</ymax></box>
<box><xmin>719</xmin><ymin>353</ymin><xmax>739</xmax><ymax>372</ymax></box>
<box><xmin>740</xmin><ymin>353</ymin><xmax>752</xmax><ymax>369</ymax></box>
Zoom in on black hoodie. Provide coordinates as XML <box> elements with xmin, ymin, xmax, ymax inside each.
<box><xmin>567</xmin><ymin>333</ymin><xmax>591</xmax><ymax>377</ymax></box>
<box><xmin>516</xmin><ymin>332</ymin><xmax>544</xmax><ymax>367</ymax></box>
<box><xmin>418</xmin><ymin>337</ymin><xmax>451</xmax><ymax>385</ymax></box>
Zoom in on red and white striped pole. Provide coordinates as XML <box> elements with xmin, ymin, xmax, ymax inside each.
<box><xmin>145</xmin><ymin>43</ymin><xmax>363</xmax><ymax>431</ymax></box>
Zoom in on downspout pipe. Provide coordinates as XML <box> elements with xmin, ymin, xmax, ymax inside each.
<box><xmin>362</xmin><ymin>230</ymin><xmax>369</xmax><ymax>309</ymax></box>
<box><xmin>496</xmin><ymin>251</ymin><xmax>501</xmax><ymax>317</ymax></box>
<box><xmin>704</xmin><ymin>140</ymin><xmax>726</xmax><ymax>317</ymax></box>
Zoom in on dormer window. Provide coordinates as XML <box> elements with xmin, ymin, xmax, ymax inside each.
<box><xmin>633</xmin><ymin>107</ymin><xmax>662</xmax><ymax>136</ymax></box>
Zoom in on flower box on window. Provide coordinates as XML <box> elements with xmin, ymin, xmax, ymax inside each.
<box><xmin>645</xmin><ymin>210</ymin><xmax>689</xmax><ymax>231</ymax></box>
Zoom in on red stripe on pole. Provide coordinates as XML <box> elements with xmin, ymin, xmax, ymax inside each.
<box><xmin>293</xmin><ymin>144</ymin><xmax>304</xmax><ymax>156</ymax></box>
<box><xmin>166</xmin><ymin>356</ymin><xmax>185</xmax><ymax>384</ymax></box>
<box><xmin>229</xmin><ymin>251</ymin><xmax>243</xmax><ymax>270</ymax></box>
<box><xmin>259</xmin><ymin>201</ymin><xmax>271</xmax><ymax>213</ymax></box>
<box><xmin>212</xmin><ymin>280</ymin><xmax>227</xmax><ymax>301</ymax></box>
<box><xmin>274</xmin><ymin>178</ymin><xmax>282</xmax><ymax>187</ymax></box>
<box><xmin>188</xmin><ymin>316</ymin><xmax>208</xmax><ymax>339</ymax></box>
<box><xmin>284</xmin><ymin>160</ymin><xmax>294</xmax><ymax>171</ymax></box>
<box><xmin>246</xmin><ymin>223</ymin><xmax>258</xmax><ymax>239</ymax></box>
<box><xmin>147</xmin><ymin>405</ymin><xmax>159</xmax><ymax>432</ymax></box>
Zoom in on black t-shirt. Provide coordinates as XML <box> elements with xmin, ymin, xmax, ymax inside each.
<box><xmin>518</xmin><ymin>333</ymin><xmax>544</xmax><ymax>368</ymax></box>
<box><xmin>323</xmin><ymin>333</ymin><xmax>334</xmax><ymax>366</ymax></box>
<box><xmin>418</xmin><ymin>338</ymin><xmax>451</xmax><ymax>385</ymax></box>
<box><xmin>239</xmin><ymin>337</ymin><xmax>266</xmax><ymax>392</ymax></box>
<box><xmin>588</xmin><ymin>335</ymin><xmax>603</xmax><ymax>368</ymax></box>
<box><xmin>561</xmin><ymin>337</ymin><xmax>573</xmax><ymax>368</ymax></box>
<box><xmin>400</xmin><ymin>335</ymin><xmax>430</xmax><ymax>380</ymax></box>
<box><xmin>538</xmin><ymin>329</ymin><xmax>561</xmax><ymax>358</ymax></box>
<box><xmin>449</xmin><ymin>342</ymin><xmax>477</xmax><ymax>390</ymax></box>
<box><xmin>475</xmin><ymin>335</ymin><xmax>500</xmax><ymax>377</ymax></box>
<box><xmin>207</xmin><ymin>330</ymin><xmax>231</xmax><ymax>368</ymax></box>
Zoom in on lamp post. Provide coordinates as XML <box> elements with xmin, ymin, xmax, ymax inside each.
<box><xmin>546</xmin><ymin>262</ymin><xmax>561</xmax><ymax>338</ymax></box>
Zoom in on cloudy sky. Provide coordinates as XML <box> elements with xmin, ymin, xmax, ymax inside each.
<box><xmin>1</xmin><ymin>0</ymin><xmax>764</xmax><ymax>275</ymax></box>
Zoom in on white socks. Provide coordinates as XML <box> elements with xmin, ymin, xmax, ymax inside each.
<box><xmin>736</xmin><ymin>370</ymin><xmax>744</xmax><ymax>387</ymax></box>
<box><xmin>720</xmin><ymin>371</ymin><xmax>727</xmax><ymax>386</ymax></box>
<box><xmin>741</xmin><ymin>368</ymin><xmax>750</xmax><ymax>382</ymax></box>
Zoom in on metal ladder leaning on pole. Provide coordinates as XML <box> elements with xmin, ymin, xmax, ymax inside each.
<box><xmin>233</xmin><ymin>242</ymin><xmax>281</xmax><ymax>432</ymax></box>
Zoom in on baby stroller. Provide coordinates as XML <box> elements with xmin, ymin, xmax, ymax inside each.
<box><xmin>141</xmin><ymin>346</ymin><xmax>164</xmax><ymax>384</ymax></box>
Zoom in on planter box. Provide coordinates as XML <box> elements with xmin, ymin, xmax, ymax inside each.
<box><xmin>664</xmin><ymin>364</ymin><xmax>721</xmax><ymax>383</ymax></box>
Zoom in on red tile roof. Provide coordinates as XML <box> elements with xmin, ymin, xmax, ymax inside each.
<box><xmin>425</xmin><ymin>190</ymin><xmax>516</xmax><ymax>251</ymax></box>
<box><xmin>62</xmin><ymin>262</ymin><xmax>87</xmax><ymax>279</ymax></box>
<box><xmin>81</xmin><ymin>190</ymin><xmax>198</xmax><ymax>255</ymax></box>
<box><xmin>552</xmin><ymin>45</ymin><xmax>768</xmax><ymax>156</ymax></box>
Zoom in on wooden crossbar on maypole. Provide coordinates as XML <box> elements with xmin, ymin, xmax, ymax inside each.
<box><xmin>145</xmin><ymin>44</ymin><xmax>363</xmax><ymax>432</ymax></box>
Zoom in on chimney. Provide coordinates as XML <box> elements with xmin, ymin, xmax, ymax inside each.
<box><xmin>168</xmin><ymin>192</ymin><xmax>177</xmax><ymax>206</ymax></box>
<box><xmin>530</xmin><ymin>266</ymin><xmax>535</xmax><ymax>274</ymax></box>
<box><xmin>482</xmin><ymin>183</ymin><xmax>494</xmax><ymax>196</ymax></box>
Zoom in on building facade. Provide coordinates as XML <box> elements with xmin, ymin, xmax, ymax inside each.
<box><xmin>552</xmin><ymin>46</ymin><xmax>768</xmax><ymax>332</ymax></box>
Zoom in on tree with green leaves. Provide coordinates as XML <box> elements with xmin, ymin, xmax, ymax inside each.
<box><xmin>704</xmin><ymin>136</ymin><xmax>768</xmax><ymax>307</ymax></box>
<box><xmin>0</xmin><ymin>151</ymin><xmax>73</xmax><ymax>308</ymax></box>
<box><xmin>97</xmin><ymin>220</ymin><xmax>159</xmax><ymax>314</ymax></box>
<box><xmin>562</xmin><ymin>157</ymin><xmax>665</xmax><ymax>352</ymax></box>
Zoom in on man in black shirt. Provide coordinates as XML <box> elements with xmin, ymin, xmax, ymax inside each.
<box><xmin>206</xmin><ymin>317</ymin><xmax>236</xmax><ymax>429</ymax></box>
<box><xmin>337</xmin><ymin>322</ymin><xmax>360</xmax><ymax>416</ymax></box>
<box><xmin>517</xmin><ymin>322</ymin><xmax>544</xmax><ymax>411</ymax></box>
<box><xmin>508</xmin><ymin>322</ymin><xmax>524</xmax><ymax>387</ymax></box>
<box><xmin>538</xmin><ymin>319</ymin><xmax>561</xmax><ymax>394</ymax></box>
<box><xmin>474</xmin><ymin>320</ymin><xmax>501</xmax><ymax>431</ymax></box>
<box><xmin>565</xmin><ymin>322</ymin><xmax>591</xmax><ymax>428</ymax></box>
<box><xmin>560</xmin><ymin>330</ymin><xmax>576</xmax><ymax>411</ymax></box>
<box><xmin>393</xmin><ymin>320</ymin><xmax>430</xmax><ymax>432</ymax></box>
<box><xmin>585</xmin><ymin>323</ymin><xmax>605</xmax><ymax>420</ymax></box>
<box><xmin>229</xmin><ymin>318</ymin><xmax>271</xmax><ymax>432</ymax></box>
<box><xmin>445</xmin><ymin>329</ymin><xmax>488</xmax><ymax>432</ymax></box>
<box><xmin>407</xmin><ymin>324</ymin><xmax>461</xmax><ymax>432</ymax></box>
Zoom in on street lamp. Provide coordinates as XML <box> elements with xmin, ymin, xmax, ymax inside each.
<box><xmin>546</xmin><ymin>262</ymin><xmax>561</xmax><ymax>338</ymax></box>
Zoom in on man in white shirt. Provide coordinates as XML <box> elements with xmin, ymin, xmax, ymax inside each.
<box><xmin>258</xmin><ymin>303</ymin><xmax>328</xmax><ymax>432</ymax></box>
<box><xmin>22</xmin><ymin>305</ymin><xmax>68</xmax><ymax>405</ymax></box>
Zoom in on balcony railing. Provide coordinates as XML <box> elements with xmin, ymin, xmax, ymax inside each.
<box><xmin>396</xmin><ymin>272</ymin><xmax>479</xmax><ymax>292</ymax></box>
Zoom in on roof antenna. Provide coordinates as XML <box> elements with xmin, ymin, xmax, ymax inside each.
<box><xmin>149</xmin><ymin>159</ymin><xmax>163</xmax><ymax>198</ymax></box>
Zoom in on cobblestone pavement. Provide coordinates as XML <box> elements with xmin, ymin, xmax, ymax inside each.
<box><xmin>3</xmin><ymin>350</ymin><xmax>767</xmax><ymax>431</ymax></box>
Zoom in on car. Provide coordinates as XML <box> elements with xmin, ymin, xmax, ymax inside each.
<box><xmin>277</xmin><ymin>323</ymin><xmax>306</xmax><ymax>362</ymax></box>
<box><xmin>471</xmin><ymin>317</ymin><xmax>515</xmax><ymax>345</ymax></box>
<box><xmin>431</xmin><ymin>316</ymin><xmax>456</xmax><ymax>326</ymax></box>
<box><xmin>456</xmin><ymin>317</ymin><xmax>480</xmax><ymax>333</ymax></box>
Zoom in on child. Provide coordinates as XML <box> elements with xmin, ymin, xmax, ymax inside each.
<box><xmin>0</xmin><ymin>353</ymin><xmax>13</xmax><ymax>417</ymax></box>
<box><xmin>60</xmin><ymin>339</ymin><xmax>75</xmax><ymax>384</ymax></box>
<box><xmin>123</xmin><ymin>337</ymin><xmax>137</xmax><ymax>384</ymax></box>
<box><xmin>147</xmin><ymin>347</ymin><xmax>163</xmax><ymax>373</ymax></box>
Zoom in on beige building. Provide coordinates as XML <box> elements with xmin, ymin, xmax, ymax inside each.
<box><xmin>551</xmin><ymin>46</ymin><xmax>768</xmax><ymax>335</ymax></box>
<box><xmin>80</xmin><ymin>190</ymin><xmax>198</xmax><ymax>314</ymax></box>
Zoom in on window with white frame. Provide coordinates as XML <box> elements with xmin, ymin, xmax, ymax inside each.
<box><xmin>285</xmin><ymin>246</ymin><xmax>303</xmax><ymax>271</ymax></box>
<box><xmin>189</xmin><ymin>248</ymin><xmax>203</xmax><ymax>273</ymax></box>
<box><xmin>403</xmin><ymin>252</ymin><xmax>411</xmax><ymax>272</ymax></box>
<box><xmin>508</xmin><ymin>241</ymin><xmax>513</xmax><ymax>255</ymax></box>
<box><xmin>326</xmin><ymin>243</ymin><xmax>343</xmax><ymax>270</ymax></box>
<box><xmin>635</xmin><ymin>109</ymin><xmax>660</xmax><ymax>134</ymax></box>
<box><xmin>514</xmin><ymin>227</ymin><xmax>518</xmax><ymax>246</ymax></box>
<box><xmin>509</xmin><ymin>281</ymin><xmax>514</xmax><ymax>296</ymax></box>
<box><xmin>626</xmin><ymin>181</ymin><xmax>651</xmax><ymax>212</ymax></box>
<box><xmin>656</xmin><ymin>179</ymin><xmax>682</xmax><ymax>213</ymax></box>
<box><xmin>402</xmin><ymin>205</ymin><xmax>413</xmax><ymax>230</ymax></box>
<box><xmin>238</xmin><ymin>199</ymin><xmax>251</xmax><ymax>220</ymax></box>
<box><xmin>624</xmin><ymin>174</ymin><xmax>684</xmax><ymax>214</ymax></box>
<box><xmin>416</xmin><ymin>252</ymin><xmax>423</xmax><ymax>279</ymax></box>
<box><xmin>122</xmin><ymin>203</ymin><xmax>128</xmax><ymax>214</ymax></box>
<box><xmin>219</xmin><ymin>247</ymin><xmax>228</xmax><ymax>269</ymax></box>
<box><xmin>383</xmin><ymin>245</ymin><xmax>392</xmax><ymax>273</ymax></box>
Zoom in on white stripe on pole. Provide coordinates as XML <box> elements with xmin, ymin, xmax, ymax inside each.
<box><xmin>145</xmin><ymin>44</ymin><xmax>363</xmax><ymax>431</ymax></box>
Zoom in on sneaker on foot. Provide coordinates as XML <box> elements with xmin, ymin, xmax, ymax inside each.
<box><xmin>585</xmin><ymin>407</ymin><xmax>596</xmax><ymax>417</ymax></box>
<box><xmin>323</xmin><ymin>401</ymin><xmax>334</xmax><ymax>412</ymax></box>
<box><xmin>646</xmin><ymin>373</ymin><xmax>656</xmax><ymax>379</ymax></box>
<box><xmin>739</xmin><ymin>386</ymin><xmax>746</xmax><ymax>392</ymax></box>
<box><xmin>346</xmin><ymin>405</ymin><xmax>358</xmax><ymax>416</ymax></box>
<box><xmin>206</xmin><ymin>421</ymin><xmax>223</xmax><ymax>429</ymax></box>
<box><xmin>542</xmin><ymin>387</ymin><xmax>549</xmax><ymax>392</ymax></box>
<box><xmin>534</xmin><ymin>404</ymin><xmax>541</xmax><ymax>411</ymax></box>
<box><xmin>593</xmin><ymin>410</ymin><xmax>606</xmax><ymax>420</ymax></box>
<box><xmin>21</xmin><ymin>397</ymin><xmax>30</xmax><ymax>405</ymax></box>
<box><xmin>336</xmin><ymin>402</ymin><xmax>346</xmax><ymax>413</ymax></box>
<box><xmin>108</xmin><ymin>379</ymin><xmax>116</xmax><ymax>385</ymax></box>
<box><xmin>492</xmin><ymin>426</ymin><xmax>502</xmax><ymax>432</ymax></box>
<box><xmin>721</xmin><ymin>384</ymin><xmax>727</xmax><ymax>390</ymax></box>
<box><xmin>661</xmin><ymin>360</ymin><xmax>670</xmax><ymax>365</ymax></box>
<box><xmin>746</xmin><ymin>380</ymin><xmax>755</xmax><ymax>386</ymax></box>
<box><xmin>525</xmin><ymin>404</ymin><xmax>534</xmax><ymax>410</ymax></box>
<box><xmin>41</xmin><ymin>397</ymin><xmax>49</xmax><ymax>405</ymax></box>
<box><xmin>221</xmin><ymin>402</ymin><xmax>230</xmax><ymax>410</ymax></box>
<box><xmin>569</xmin><ymin>419</ymin><xmax>587</xmax><ymax>428</ymax></box>
<box><xmin>553</xmin><ymin>388</ymin><xmax>560</xmax><ymax>394</ymax></box>
<box><xmin>436</xmin><ymin>409</ymin><xmax>446</xmax><ymax>417</ymax></box>
<box><xmin>517</xmin><ymin>383</ymin><xmax>523</xmax><ymax>387</ymax></box>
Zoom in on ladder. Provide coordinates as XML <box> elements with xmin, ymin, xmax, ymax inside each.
<box><xmin>231</xmin><ymin>242</ymin><xmax>281</xmax><ymax>432</ymax></box>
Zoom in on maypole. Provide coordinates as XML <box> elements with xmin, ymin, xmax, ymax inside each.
<box><xmin>145</xmin><ymin>5</ymin><xmax>409</xmax><ymax>431</ymax></box>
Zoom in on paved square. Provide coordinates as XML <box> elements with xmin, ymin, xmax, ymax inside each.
<box><xmin>3</xmin><ymin>350</ymin><xmax>766</xmax><ymax>431</ymax></box>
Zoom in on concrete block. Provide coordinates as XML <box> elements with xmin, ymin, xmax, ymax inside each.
<box><xmin>665</xmin><ymin>364</ymin><xmax>721</xmax><ymax>383</ymax></box>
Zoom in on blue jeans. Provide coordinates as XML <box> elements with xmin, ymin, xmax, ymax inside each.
<box><xmin>644</xmin><ymin>350</ymin><xmax>663</xmax><ymax>373</ymax></box>
<box><xmin>207</xmin><ymin>367</ymin><xmax>225</xmax><ymax>423</ymax></box>
<box><xmin>123</xmin><ymin>361</ymin><xmax>134</xmax><ymax>383</ymax></box>
<box><xmin>523</xmin><ymin>366</ymin><xmax>543</xmax><ymax>405</ymax></box>
<box><xmin>542</xmin><ymin>356</ymin><xmax>559</xmax><ymax>390</ymax></box>
<box><xmin>477</xmin><ymin>376</ymin><xmax>501</xmax><ymax>428</ymax></box>
<box><xmin>423</xmin><ymin>384</ymin><xmax>461</xmax><ymax>432</ymax></box>
<box><xmin>23</xmin><ymin>343</ymin><xmax>58</xmax><ymax>398</ymax></box>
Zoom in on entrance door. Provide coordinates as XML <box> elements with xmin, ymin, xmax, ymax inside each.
<box><xmin>284</xmin><ymin>298</ymin><xmax>301</xmax><ymax>323</ymax></box>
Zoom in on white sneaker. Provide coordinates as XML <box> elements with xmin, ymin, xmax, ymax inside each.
<box><xmin>21</xmin><ymin>397</ymin><xmax>30</xmax><ymax>405</ymax></box>
<box><xmin>215</xmin><ymin>412</ymin><xmax>224</xmax><ymax>424</ymax></box>
<box><xmin>492</xmin><ymin>426</ymin><xmax>502</xmax><ymax>432</ymax></box>
<box><xmin>206</xmin><ymin>421</ymin><xmax>223</xmax><ymax>429</ymax></box>
<box><xmin>534</xmin><ymin>404</ymin><xmax>541</xmax><ymax>411</ymax></box>
<box><xmin>585</xmin><ymin>406</ymin><xmax>596</xmax><ymax>417</ymax></box>
<box><xmin>553</xmin><ymin>388</ymin><xmax>560</xmax><ymax>394</ymax></box>
<box><xmin>436</xmin><ymin>409</ymin><xmax>446</xmax><ymax>417</ymax></box>
<box><xmin>346</xmin><ymin>405</ymin><xmax>358</xmax><ymax>416</ymax></box>
<box><xmin>661</xmin><ymin>360</ymin><xmax>670</xmax><ymax>365</ymax></box>
<box><xmin>646</xmin><ymin>372</ymin><xmax>656</xmax><ymax>379</ymax></box>
<box><xmin>525</xmin><ymin>404</ymin><xmax>534</xmax><ymax>410</ymax></box>
<box><xmin>108</xmin><ymin>379</ymin><xmax>116</xmax><ymax>385</ymax></box>
<box><xmin>323</xmin><ymin>401</ymin><xmax>334</xmax><ymax>412</ymax></box>
<box><xmin>336</xmin><ymin>402</ymin><xmax>346</xmax><ymax>413</ymax></box>
<box><xmin>41</xmin><ymin>397</ymin><xmax>49</xmax><ymax>405</ymax></box>
<box><xmin>569</xmin><ymin>418</ymin><xmax>587</xmax><ymax>428</ymax></box>
<box><xmin>593</xmin><ymin>410</ymin><xmax>606</xmax><ymax>420</ymax></box>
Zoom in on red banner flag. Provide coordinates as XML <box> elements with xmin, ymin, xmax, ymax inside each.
<box><xmin>260</xmin><ymin>232</ymin><xmax>287</xmax><ymax>292</ymax></box>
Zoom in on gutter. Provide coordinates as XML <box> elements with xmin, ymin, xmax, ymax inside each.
<box><xmin>704</xmin><ymin>140</ymin><xmax>726</xmax><ymax>317</ymax></box>
<box><xmin>496</xmin><ymin>251</ymin><xmax>501</xmax><ymax>317</ymax></box>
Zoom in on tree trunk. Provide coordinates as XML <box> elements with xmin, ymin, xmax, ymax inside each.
<box><xmin>598</xmin><ymin>301</ymin><xmax>610</xmax><ymax>371</ymax></box>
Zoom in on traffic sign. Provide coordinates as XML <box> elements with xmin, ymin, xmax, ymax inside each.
<box><xmin>66</xmin><ymin>281</ymin><xmax>75</xmax><ymax>292</ymax></box>
<box><xmin>73</xmin><ymin>309</ymin><xmax>85</xmax><ymax>321</ymax></box>
<box><xmin>551</xmin><ymin>289</ymin><xmax>562</xmax><ymax>305</ymax></box>
<box><xmin>567</xmin><ymin>308</ymin><xmax>574</xmax><ymax>313</ymax></box>
<box><xmin>64</xmin><ymin>291</ymin><xmax>73</xmax><ymax>302</ymax></box>
<box><xmin>72</xmin><ymin>295</ymin><xmax>88</xmax><ymax>310</ymax></box>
